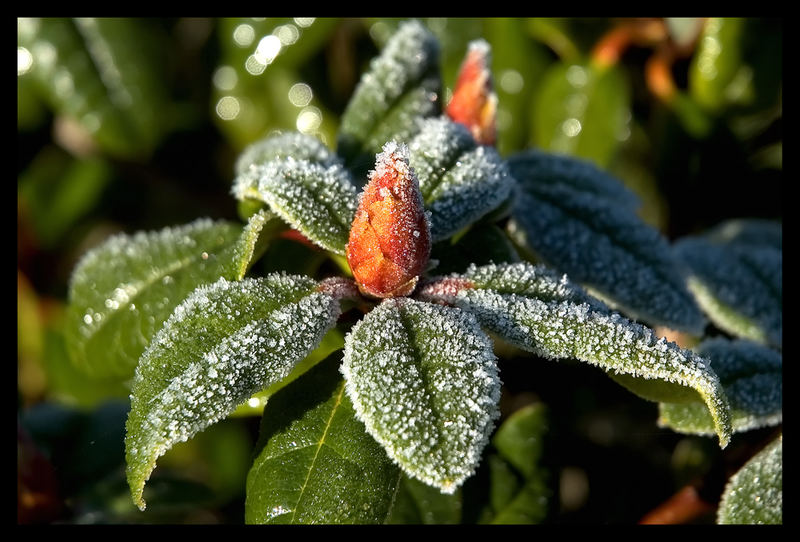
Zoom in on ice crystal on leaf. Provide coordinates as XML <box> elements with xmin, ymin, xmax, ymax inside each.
<box><xmin>341</xmin><ymin>298</ymin><xmax>501</xmax><ymax>493</ymax></box>
<box><xmin>718</xmin><ymin>434</ymin><xmax>782</xmax><ymax>524</ymax></box>
<box><xmin>125</xmin><ymin>275</ymin><xmax>341</xmax><ymax>511</ymax></box>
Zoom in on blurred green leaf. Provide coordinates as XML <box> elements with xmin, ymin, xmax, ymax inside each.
<box><xmin>18</xmin><ymin>17</ymin><xmax>170</xmax><ymax>159</ymax></box>
<box><xmin>718</xmin><ymin>434</ymin><xmax>782</xmax><ymax>524</ymax></box>
<box><xmin>387</xmin><ymin>475</ymin><xmax>462</xmax><ymax>524</ymax></box>
<box><xmin>531</xmin><ymin>60</ymin><xmax>630</xmax><ymax>168</ymax></box>
<box><xmin>431</xmin><ymin>222</ymin><xmax>519</xmax><ymax>276</ymax></box>
<box><xmin>246</xmin><ymin>354</ymin><xmax>401</xmax><ymax>524</ymax></box>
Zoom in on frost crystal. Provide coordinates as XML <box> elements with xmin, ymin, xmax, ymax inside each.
<box><xmin>126</xmin><ymin>274</ymin><xmax>341</xmax><ymax>510</ymax></box>
<box><xmin>341</xmin><ymin>298</ymin><xmax>501</xmax><ymax>493</ymax></box>
<box><xmin>232</xmin><ymin>157</ymin><xmax>359</xmax><ymax>255</ymax></box>
<box><xmin>235</xmin><ymin>132</ymin><xmax>342</xmax><ymax>177</ymax></box>
<box><xmin>718</xmin><ymin>435</ymin><xmax>782</xmax><ymax>524</ymax></box>
<box><xmin>408</xmin><ymin>117</ymin><xmax>513</xmax><ymax>241</ymax></box>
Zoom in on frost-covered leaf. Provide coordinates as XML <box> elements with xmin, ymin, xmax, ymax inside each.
<box><xmin>483</xmin><ymin>403</ymin><xmax>549</xmax><ymax>524</ymax></box>
<box><xmin>659</xmin><ymin>338</ymin><xmax>781</xmax><ymax>435</ymax></box>
<box><xmin>440</xmin><ymin>262</ymin><xmax>731</xmax><ymax>447</ymax></box>
<box><xmin>718</xmin><ymin>435</ymin><xmax>782</xmax><ymax>524</ymax></box>
<box><xmin>508</xmin><ymin>152</ymin><xmax>706</xmax><ymax>334</ymax></box>
<box><xmin>18</xmin><ymin>17</ymin><xmax>168</xmax><ymax>158</ymax></box>
<box><xmin>235</xmin><ymin>131</ymin><xmax>343</xmax><ymax>177</ymax></box>
<box><xmin>232</xmin><ymin>157</ymin><xmax>358</xmax><ymax>255</ymax></box>
<box><xmin>408</xmin><ymin>117</ymin><xmax>514</xmax><ymax>241</ymax></box>
<box><xmin>246</xmin><ymin>354</ymin><xmax>400</xmax><ymax>524</ymax></box>
<box><xmin>386</xmin><ymin>475</ymin><xmax>461</xmax><ymax>524</ymax></box>
<box><xmin>66</xmin><ymin>219</ymin><xmax>243</xmax><ymax>379</ymax></box>
<box><xmin>337</xmin><ymin>20</ymin><xmax>441</xmax><ymax>177</ymax></box>
<box><xmin>228</xmin><ymin>208</ymin><xmax>284</xmax><ymax>281</ymax></box>
<box><xmin>342</xmin><ymin>298</ymin><xmax>501</xmax><ymax>493</ymax></box>
<box><xmin>674</xmin><ymin>220</ymin><xmax>782</xmax><ymax>348</ymax></box>
<box><xmin>125</xmin><ymin>274</ymin><xmax>341</xmax><ymax>511</ymax></box>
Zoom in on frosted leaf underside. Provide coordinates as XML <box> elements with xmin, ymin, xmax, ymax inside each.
<box><xmin>718</xmin><ymin>434</ymin><xmax>782</xmax><ymax>524</ymax></box>
<box><xmin>409</xmin><ymin>117</ymin><xmax>514</xmax><ymax>241</ymax></box>
<box><xmin>674</xmin><ymin>225</ymin><xmax>782</xmax><ymax>349</ymax></box>
<box><xmin>125</xmin><ymin>275</ymin><xmax>341</xmax><ymax>511</ymax></box>
<box><xmin>508</xmin><ymin>153</ymin><xmax>705</xmax><ymax>334</ymax></box>
<box><xmin>66</xmin><ymin>218</ymin><xmax>242</xmax><ymax>378</ymax></box>
<box><xmin>337</xmin><ymin>20</ymin><xmax>441</xmax><ymax>174</ymax></box>
<box><xmin>659</xmin><ymin>338</ymin><xmax>781</xmax><ymax>435</ymax></box>
<box><xmin>341</xmin><ymin>298</ymin><xmax>501</xmax><ymax>493</ymax></box>
<box><xmin>232</xmin><ymin>157</ymin><xmax>358</xmax><ymax>255</ymax></box>
<box><xmin>445</xmin><ymin>263</ymin><xmax>731</xmax><ymax>447</ymax></box>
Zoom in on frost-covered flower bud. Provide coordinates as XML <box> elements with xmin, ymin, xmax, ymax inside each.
<box><xmin>346</xmin><ymin>142</ymin><xmax>431</xmax><ymax>299</ymax></box>
<box><xmin>446</xmin><ymin>39</ymin><xmax>497</xmax><ymax>146</ymax></box>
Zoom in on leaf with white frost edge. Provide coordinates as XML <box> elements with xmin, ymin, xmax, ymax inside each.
<box><xmin>125</xmin><ymin>274</ymin><xmax>341</xmax><ymax>511</ymax></box>
<box><xmin>235</xmin><ymin>132</ymin><xmax>343</xmax><ymax>177</ymax></box>
<box><xmin>674</xmin><ymin>223</ymin><xmax>782</xmax><ymax>349</ymax></box>
<box><xmin>429</xmin><ymin>262</ymin><xmax>731</xmax><ymax>447</ymax></box>
<box><xmin>507</xmin><ymin>154</ymin><xmax>706</xmax><ymax>334</ymax></box>
<box><xmin>659</xmin><ymin>338</ymin><xmax>781</xmax><ymax>436</ymax></box>
<box><xmin>246</xmin><ymin>354</ymin><xmax>400</xmax><ymax>524</ymax></box>
<box><xmin>408</xmin><ymin>118</ymin><xmax>515</xmax><ymax>241</ymax></box>
<box><xmin>66</xmin><ymin>219</ymin><xmax>242</xmax><ymax>379</ymax></box>
<box><xmin>337</xmin><ymin>20</ymin><xmax>441</xmax><ymax>177</ymax></box>
<box><xmin>718</xmin><ymin>434</ymin><xmax>782</xmax><ymax>524</ymax></box>
<box><xmin>231</xmin><ymin>158</ymin><xmax>358</xmax><ymax>255</ymax></box>
<box><xmin>341</xmin><ymin>298</ymin><xmax>501</xmax><ymax>494</ymax></box>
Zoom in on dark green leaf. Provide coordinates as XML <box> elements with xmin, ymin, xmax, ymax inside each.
<box><xmin>18</xmin><ymin>17</ymin><xmax>168</xmax><ymax>158</ymax></box>
<box><xmin>718</xmin><ymin>435</ymin><xmax>782</xmax><ymax>524</ymax></box>
<box><xmin>337</xmin><ymin>20</ymin><xmax>442</xmax><ymax>176</ymax></box>
<box><xmin>674</xmin><ymin>220</ymin><xmax>782</xmax><ymax>348</ymax></box>
<box><xmin>246</xmin><ymin>354</ymin><xmax>400</xmax><ymax>524</ymax></box>
<box><xmin>408</xmin><ymin>118</ymin><xmax>515</xmax><ymax>241</ymax></box>
<box><xmin>342</xmin><ymin>298</ymin><xmax>501</xmax><ymax>493</ymax></box>
<box><xmin>432</xmin><ymin>263</ymin><xmax>731</xmax><ymax>447</ymax></box>
<box><xmin>125</xmin><ymin>274</ymin><xmax>341</xmax><ymax>510</ymax></box>
<box><xmin>386</xmin><ymin>475</ymin><xmax>461</xmax><ymax>524</ymax></box>
<box><xmin>431</xmin><ymin>222</ymin><xmax>519</xmax><ymax>276</ymax></box>
<box><xmin>66</xmin><ymin>219</ymin><xmax>244</xmax><ymax>379</ymax></box>
<box><xmin>508</xmin><ymin>152</ymin><xmax>706</xmax><ymax>334</ymax></box>
<box><xmin>659</xmin><ymin>338</ymin><xmax>781</xmax><ymax>435</ymax></box>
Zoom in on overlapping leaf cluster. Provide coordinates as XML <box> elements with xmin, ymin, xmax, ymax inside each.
<box><xmin>64</xmin><ymin>20</ymin><xmax>781</xmax><ymax>524</ymax></box>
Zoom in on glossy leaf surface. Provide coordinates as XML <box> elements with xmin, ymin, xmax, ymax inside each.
<box><xmin>246</xmin><ymin>355</ymin><xmax>400</xmax><ymax>524</ymax></box>
<box><xmin>342</xmin><ymin>298</ymin><xmax>501</xmax><ymax>493</ymax></box>
<box><xmin>66</xmin><ymin>219</ymin><xmax>243</xmax><ymax>379</ymax></box>
<box><xmin>126</xmin><ymin>275</ymin><xmax>341</xmax><ymax>511</ymax></box>
<box><xmin>508</xmin><ymin>152</ymin><xmax>706</xmax><ymax>334</ymax></box>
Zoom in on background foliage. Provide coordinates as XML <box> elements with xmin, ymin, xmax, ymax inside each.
<box><xmin>18</xmin><ymin>17</ymin><xmax>781</xmax><ymax>524</ymax></box>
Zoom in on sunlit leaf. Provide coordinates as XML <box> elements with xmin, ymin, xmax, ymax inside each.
<box><xmin>342</xmin><ymin>298</ymin><xmax>501</xmax><ymax>493</ymax></box>
<box><xmin>338</xmin><ymin>20</ymin><xmax>442</xmax><ymax>177</ymax></box>
<box><xmin>428</xmin><ymin>262</ymin><xmax>731</xmax><ymax>447</ymax></box>
<box><xmin>408</xmin><ymin>117</ymin><xmax>514</xmax><ymax>241</ymax></box>
<box><xmin>66</xmin><ymin>219</ymin><xmax>243</xmax><ymax>379</ymax></box>
<box><xmin>659</xmin><ymin>338</ymin><xmax>781</xmax><ymax>435</ymax></box>
<box><xmin>17</xmin><ymin>17</ymin><xmax>168</xmax><ymax>158</ymax></box>
<box><xmin>232</xmin><ymin>151</ymin><xmax>359</xmax><ymax>255</ymax></box>
<box><xmin>125</xmin><ymin>275</ymin><xmax>341</xmax><ymax>511</ymax></box>
<box><xmin>228</xmin><ymin>208</ymin><xmax>283</xmax><ymax>281</ymax></box>
<box><xmin>718</xmin><ymin>434</ymin><xmax>782</xmax><ymax>524</ymax></box>
<box><xmin>508</xmin><ymin>152</ymin><xmax>706</xmax><ymax>334</ymax></box>
<box><xmin>674</xmin><ymin>220</ymin><xmax>781</xmax><ymax>348</ymax></box>
<box><xmin>246</xmin><ymin>354</ymin><xmax>400</xmax><ymax>524</ymax></box>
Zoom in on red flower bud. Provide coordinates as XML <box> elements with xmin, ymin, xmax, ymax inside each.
<box><xmin>446</xmin><ymin>40</ymin><xmax>497</xmax><ymax>146</ymax></box>
<box><xmin>346</xmin><ymin>142</ymin><xmax>431</xmax><ymax>299</ymax></box>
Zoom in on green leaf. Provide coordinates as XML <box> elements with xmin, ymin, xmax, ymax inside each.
<box><xmin>342</xmin><ymin>298</ymin><xmax>501</xmax><ymax>493</ymax></box>
<box><xmin>674</xmin><ymin>220</ymin><xmax>781</xmax><ymax>348</ymax></box>
<box><xmin>484</xmin><ymin>403</ymin><xmax>550</xmax><ymax>524</ymax></box>
<box><xmin>246</xmin><ymin>354</ymin><xmax>400</xmax><ymax>524</ymax></box>
<box><xmin>66</xmin><ymin>219</ymin><xmax>244</xmax><ymax>379</ymax></box>
<box><xmin>125</xmin><ymin>274</ymin><xmax>341</xmax><ymax>511</ymax></box>
<box><xmin>337</xmin><ymin>20</ymin><xmax>442</xmax><ymax>177</ymax></box>
<box><xmin>438</xmin><ymin>263</ymin><xmax>731</xmax><ymax>447</ymax></box>
<box><xmin>227</xmin><ymin>208</ymin><xmax>283</xmax><ymax>281</ymax></box>
<box><xmin>408</xmin><ymin>117</ymin><xmax>515</xmax><ymax>241</ymax></box>
<box><xmin>17</xmin><ymin>17</ymin><xmax>168</xmax><ymax>158</ymax></box>
<box><xmin>718</xmin><ymin>435</ymin><xmax>782</xmax><ymax>524</ymax></box>
<box><xmin>232</xmin><ymin>149</ymin><xmax>359</xmax><ymax>255</ymax></box>
<box><xmin>431</xmin><ymin>222</ymin><xmax>520</xmax><ymax>276</ymax></box>
<box><xmin>531</xmin><ymin>61</ymin><xmax>630</xmax><ymax>168</ymax></box>
<box><xmin>386</xmin><ymin>475</ymin><xmax>462</xmax><ymax>524</ymax></box>
<box><xmin>508</xmin><ymin>152</ymin><xmax>706</xmax><ymax>334</ymax></box>
<box><xmin>659</xmin><ymin>338</ymin><xmax>781</xmax><ymax>436</ymax></box>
